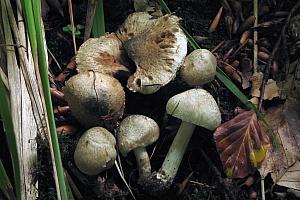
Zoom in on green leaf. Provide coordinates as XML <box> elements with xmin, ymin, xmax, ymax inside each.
<box><xmin>21</xmin><ymin>0</ymin><xmax>69</xmax><ymax>199</ymax></box>
<box><xmin>62</xmin><ymin>26</ymin><xmax>71</xmax><ymax>32</ymax></box>
<box><xmin>75</xmin><ymin>30</ymin><xmax>81</xmax><ymax>36</ymax></box>
<box><xmin>92</xmin><ymin>0</ymin><xmax>105</xmax><ymax>37</ymax></box>
<box><xmin>76</xmin><ymin>24</ymin><xmax>85</xmax><ymax>30</ymax></box>
<box><xmin>0</xmin><ymin>160</ymin><xmax>16</xmax><ymax>200</ymax></box>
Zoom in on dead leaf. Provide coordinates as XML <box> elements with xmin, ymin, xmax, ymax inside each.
<box><xmin>263</xmin><ymin>79</ymin><xmax>280</xmax><ymax>100</ymax></box>
<box><xmin>214</xmin><ymin>111</ymin><xmax>270</xmax><ymax>178</ymax></box>
<box><xmin>250</xmin><ymin>72</ymin><xmax>263</xmax><ymax>97</ymax></box>
<box><xmin>276</xmin><ymin>161</ymin><xmax>300</xmax><ymax>190</ymax></box>
<box><xmin>280</xmin><ymin>59</ymin><xmax>300</xmax><ymax>100</ymax></box>
<box><xmin>259</xmin><ymin>98</ymin><xmax>300</xmax><ymax>189</ymax></box>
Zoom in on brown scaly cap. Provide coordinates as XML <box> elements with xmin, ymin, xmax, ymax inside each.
<box><xmin>63</xmin><ymin>71</ymin><xmax>125</xmax><ymax>128</ymax></box>
<box><xmin>76</xmin><ymin>33</ymin><xmax>130</xmax><ymax>77</ymax></box>
<box><xmin>123</xmin><ymin>14</ymin><xmax>188</xmax><ymax>94</ymax></box>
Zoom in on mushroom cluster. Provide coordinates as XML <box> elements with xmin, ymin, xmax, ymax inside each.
<box><xmin>65</xmin><ymin>11</ymin><xmax>221</xmax><ymax>196</ymax></box>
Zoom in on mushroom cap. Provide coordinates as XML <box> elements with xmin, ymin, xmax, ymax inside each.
<box><xmin>166</xmin><ymin>89</ymin><xmax>221</xmax><ymax>130</ymax></box>
<box><xmin>116</xmin><ymin>12</ymin><xmax>157</xmax><ymax>43</ymax></box>
<box><xmin>74</xmin><ymin>127</ymin><xmax>117</xmax><ymax>175</ymax></box>
<box><xmin>124</xmin><ymin>14</ymin><xmax>187</xmax><ymax>94</ymax></box>
<box><xmin>63</xmin><ymin>71</ymin><xmax>125</xmax><ymax>128</ymax></box>
<box><xmin>117</xmin><ymin>115</ymin><xmax>160</xmax><ymax>156</ymax></box>
<box><xmin>76</xmin><ymin>33</ymin><xmax>130</xmax><ymax>77</ymax></box>
<box><xmin>180</xmin><ymin>49</ymin><xmax>217</xmax><ymax>86</ymax></box>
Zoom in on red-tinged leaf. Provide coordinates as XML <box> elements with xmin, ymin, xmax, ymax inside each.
<box><xmin>214</xmin><ymin>111</ymin><xmax>270</xmax><ymax>178</ymax></box>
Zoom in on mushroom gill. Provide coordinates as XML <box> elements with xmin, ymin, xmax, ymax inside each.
<box><xmin>123</xmin><ymin>14</ymin><xmax>188</xmax><ymax>94</ymax></box>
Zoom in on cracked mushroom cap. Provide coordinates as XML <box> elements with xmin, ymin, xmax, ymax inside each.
<box><xmin>180</xmin><ymin>49</ymin><xmax>217</xmax><ymax>86</ymax></box>
<box><xmin>123</xmin><ymin>14</ymin><xmax>188</xmax><ymax>94</ymax></box>
<box><xmin>166</xmin><ymin>89</ymin><xmax>221</xmax><ymax>130</ymax></box>
<box><xmin>76</xmin><ymin>33</ymin><xmax>130</xmax><ymax>77</ymax></box>
<box><xmin>74</xmin><ymin>127</ymin><xmax>117</xmax><ymax>175</ymax></box>
<box><xmin>63</xmin><ymin>71</ymin><xmax>125</xmax><ymax>128</ymax></box>
<box><xmin>116</xmin><ymin>12</ymin><xmax>157</xmax><ymax>43</ymax></box>
<box><xmin>117</xmin><ymin>115</ymin><xmax>159</xmax><ymax>156</ymax></box>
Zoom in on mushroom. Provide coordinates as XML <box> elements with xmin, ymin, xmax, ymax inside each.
<box><xmin>143</xmin><ymin>89</ymin><xmax>221</xmax><ymax>193</ymax></box>
<box><xmin>180</xmin><ymin>49</ymin><xmax>217</xmax><ymax>86</ymax></box>
<box><xmin>63</xmin><ymin>71</ymin><xmax>125</xmax><ymax>128</ymax></box>
<box><xmin>76</xmin><ymin>33</ymin><xmax>130</xmax><ymax>77</ymax></box>
<box><xmin>117</xmin><ymin>115</ymin><xmax>159</xmax><ymax>179</ymax></box>
<box><xmin>121</xmin><ymin>14</ymin><xmax>188</xmax><ymax>94</ymax></box>
<box><xmin>74</xmin><ymin>127</ymin><xmax>117</xmax><ymax>175</ymax></box>
<box><xmin>116</xmin><ymin>12</ymin><xmax>157</xmax><ymax>43</ymax></box>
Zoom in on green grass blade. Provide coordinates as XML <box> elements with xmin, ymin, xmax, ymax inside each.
<box><xmin>0</xmin><ymin>160</ymin><xmax>16</xmax><ymax>200</ymax></box>
<box><xmin>0</xmin><ymin>2</ymin><xmax>21</xmax><ymax>199</ymax></box>
<box><xmin>92</xmin><ymin>0</ymin><xmax>105</xmax><ymax>37</ymax></box>
<box><xmin>30</xmin><ymin>0</ymin><xmax>69</xmax><ymax>199</ymax></box>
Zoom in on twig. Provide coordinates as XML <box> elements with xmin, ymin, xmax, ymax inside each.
<box><xmin>67</xmin><ymin>0</ymin><xmax>77</xmax><ymax>54</ymax></box>
<box><xmin>48</xmin><ymin>47</ymin><xmax>62</xmax><ymax>71</ymax></box>
<box><xmin>258</xmin><ymin>0</ymin><xmax>300</xmax><ymax>110</ymax></box>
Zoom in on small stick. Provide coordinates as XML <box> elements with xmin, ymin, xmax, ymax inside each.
<box><xmin>261</xmin><ymin>178</ymin><xmax>265</xmax><ymax>200</ymax></box>
<box><xmin>259</xmin><ymin>0</ymin><xmax>300</xmax><ymax>110</ymax></box>
<box><xmin>67</xmin><ymin>0</ymin><xmax>77</xmax><ymax>54</ymax></box>
<box><xmin>211</xmin><ymin>40</ymin><xmax>225</xmax><ymax>53</ymax></box>
<box><xmin>209</xmin><ymin>6</ymin><xmax>223</xmax><ymax>33</ymax></box>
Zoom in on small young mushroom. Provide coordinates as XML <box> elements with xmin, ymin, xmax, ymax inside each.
<box><xmin>117</xmin><ymin>115</ymin><xmax>159</xmax><ymax>179</ymax></box>
<box><xmin>143</xmin><ymin>89</ymin><xmax>221</xmax><ymax>194</ymax></box>
<box><xmin>74</xmin><ymin>127</ymin><xmax>117</xmax><ymax>175</ymax></box>
<box><xmin>180</xmin><ymin>49</ymin><xmax>217</xmax><ymax>86</ymax></box>
<box><xmin>123</xmin><ymin>14</ymin><xmax>187</xmax><ymax>94</ymax></box>
<box><xmin>63</xmin><ymin>71</ymin><xmax>125</xmax><ymax>128</ymax></box>
<box><xmin>76</xmin><ymin>33</ymin><xmax>130</xmax><ymax>77</ymax></box>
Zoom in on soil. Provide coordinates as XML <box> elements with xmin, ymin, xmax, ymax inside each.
<box><xmin>1</xmin><ymin>0</ymin><xmax>300</xmax><ymax>200</ymax></box>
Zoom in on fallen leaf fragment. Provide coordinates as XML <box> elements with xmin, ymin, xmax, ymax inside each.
<box><xmin>263</xmin><ymin>79</ymin><xmax>280</xmax><ymax>100</ymax></box>
<box><xmin>276</xmin><ymin>161</ymin><xmax>300</xmax><ymax>190</ymax></box>
<box><xmin>214</xmin><ymin>111</ymin><xmax>270</xmax><ymax>178</ymax></box>
<box><xmin>250</xmin><ymin>72</ymin><xmax>263</xmax><ymax>97</ymax></box>
<box><xmin>259</xmin><ymin>98</ymin><xmax>300</xmax><ymax>189</ymax></box>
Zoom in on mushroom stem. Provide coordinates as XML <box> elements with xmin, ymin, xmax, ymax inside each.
<box><xmin>158</xmin><ymin>121</ymin><xmax>196</xmax><ymax>183</ymax></box>
<box><xmin>133</xmin><ymin>147</ymin><xmax>151</xmax><ymax>178</ymax></box>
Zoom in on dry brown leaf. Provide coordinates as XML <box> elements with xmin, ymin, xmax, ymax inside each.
<box><xmin>214</xmin><ymin>111</ymin><xmax>270</xmax><ymax>178</ymax></box>
<box><xmin>259</xmin><ymin>98</ymin><xmax>300</xmax><ymax>189</ymax></box>
<box><xmin>263</xmin><ymin>79</ymin><xmax>280</xmax><ymax>100</ymax></box>
<box><xmin>276</xmin><ymin>161</ymin><xmax>300</xmax><ymax>190</ymax></box>
<box><xmin>250</xmin><ymin>72</ymin><xmax>263</xmax><ymax>97</ymax></box>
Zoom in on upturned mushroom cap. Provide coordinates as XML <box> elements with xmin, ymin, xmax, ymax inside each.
<box><xmin>116</xmin><ymin>12</ymin><xmax>157</xmax><ymax>43</ymax></box>
<box><xmin>180</xmin><ymin>49</ymin><xmax>217</xmax><ymax>86</ymax></box>
<box><xmin>166</xmin><ymin>89</ymin><xmax>221</xmax><ymax>130</ymax></box>
<box><xmin>74</xmin><ymin>127</ymin><xmax>117</xmax><ymax>175</ymax></box>
<box><xmin>117</xmin><ymin>115</ymin><xmax>159</xmax><ymax>156</ymax></box>
<box><xmin>124</xmin><ymin>14</ymin><xmax>187</xmax><ymax>94</ymax></box>
<box><xmin>76</xmin><ymin>33</ymin><xmax>130</xmax><ymax>77</ymax></box>
<box><xmin>63</xmin><ymin>71</ymin><xmax>125</xmax><ymax>128</ymax></box>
